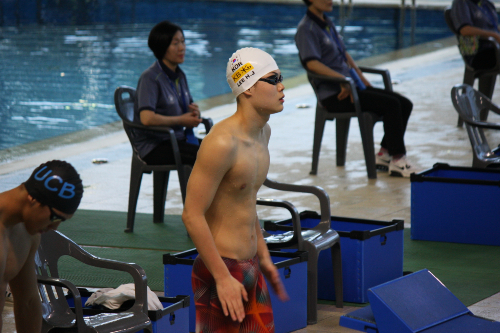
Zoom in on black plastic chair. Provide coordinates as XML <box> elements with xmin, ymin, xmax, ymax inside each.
<box><xmin>114</xmin><ymin>86</ymin><xmax>213</xmax><ymax>233</ymax></box>
<box><xmin>35</xmin><ymin>230</ymin><xmax>152</xmax><ymax>333</ymax></box>
<box><xmin>444</xmin><ymin>7</ymin><xmax>500</xmax><ymax>127</ymax></box>
<box><xmin>451</xmin><ymin>84</ymin><xmax>500</xmax><ymax>168</ymax></box>
<box><xmin>307</xmin><ymin>67</ymin><xmax>392</xmax><ymax>179</ymax></box>
<box><xmin>258</xmin><ymin>178</ymin><xmax>343</xmax><ymax>325</ymax></box>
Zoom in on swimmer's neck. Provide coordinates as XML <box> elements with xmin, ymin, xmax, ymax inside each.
<box><xmin>0</xmin><ymin>187</ymin><xmax>29</xmax><ymax>229</ymax></box>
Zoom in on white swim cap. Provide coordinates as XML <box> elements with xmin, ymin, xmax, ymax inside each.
<box><xmin>226</xmin><ymin>48</ymin><xmax>279</xmax><ymax>97</ymax></box>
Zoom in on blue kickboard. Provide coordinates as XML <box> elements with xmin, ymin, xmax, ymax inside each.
<box><xmin>341</xmin><ymin>270</ymin><xmax>500</xmax><ymax>333</ymax></box>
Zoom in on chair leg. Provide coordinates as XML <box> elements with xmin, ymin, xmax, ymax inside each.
<box><xmin>336</xmin><ymin>118</ymin><xmax>351</xmax><ymax>167</ymax></box>
<box><xmin>459</xmin><ymin>69</ymin><xmax>476</xmax><ymax>127</ymax></box>
<box><xmin>305</xmin><ymin>247</ymin><xmax>319</xmax><ymax>325</ymax></box>
<box><xmin>478</xmin><ymin>75</ymin><xmax>497</xmax><ymax>121</ymax></box>
<box><xmin>126</xmin><ymin>157</ymin><xmax>144</xmax><ymax>233</ymax></box>
<box><xmin>358</xmin><ymin>114</ymin><xmax>377</xmax><ymax>179</ymax></box>
<box><xmin>153</xmin><ymin>171</ymin><xmax>170</xmax><ymax>224</ymax></box>
<box><xmin>331</xmin><ymin>242</ymin><xmax>343</xmax><ymax>308</ymax></box>
<box><xmin>311</xmin><ymin>107</ymin><xmax>329</xmax><ymax>175</ymax></box>
<box><xmin>177</xmin><ymin>165</ymin><xmax>191</xmax><ymax>205</ymax></box>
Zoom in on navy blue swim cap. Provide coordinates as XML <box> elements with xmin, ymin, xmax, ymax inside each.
<box><xmin>24</xmin><ymin>160</ymin><xmax>83</xmax><ymax>215</ymax></box>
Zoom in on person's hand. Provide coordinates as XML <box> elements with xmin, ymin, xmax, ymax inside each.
<box><xmin>260</xmin><ymin>259</ymin><xmax>289</xmax><ymax>302</ymax></box>
<box><xmin>188</xmin><ymin>103</ymin><xmax>201</xmax><ymax>118</ymax></box>
<box><xmin>493</xmin><ymin>32</ymin><xmax>500</xmax><ymax>44</ymax></box>
<box><xmin>338</xmin><ymin>83</ymin><xmax>353</xmax><ymax>103</ymax></box>
<box><xmin>216</xmin><ymin>275</ymin><xmax>248</xmax><ymax>322</ymax></box>
<box><xmin>179</xmin><ymin>111</ymin><xmax>202</xmax><ymax>128</ymax></box>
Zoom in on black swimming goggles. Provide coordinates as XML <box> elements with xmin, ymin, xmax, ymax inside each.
<box><xmin>258</xmin><ymin>74</ymin><xmax>283</xmax><ymax>85</ymax></box>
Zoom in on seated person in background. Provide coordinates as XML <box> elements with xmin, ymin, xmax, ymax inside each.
<box><xmin>451</xmin><ymin>0</ymin><xmax>500</xmax><ymax>70</ymax></box>
<box><xmin>182</xmin><ymin>47</ymin><xmax>288</xmax><ymax>332</ymax></box>
<box><xmin>134</xmin><ymin>20</ymin><xmax>202</xmax><ymax>166</ymax></box>
<box><xmin>295</xmin><ymin>0</ymin><xmax>415</xmax><ymax>177</ymax></box>
<box><xmin>0</xmin><ymin>160</ymin><xmax>83</xmax><ymax>332</ymax></box>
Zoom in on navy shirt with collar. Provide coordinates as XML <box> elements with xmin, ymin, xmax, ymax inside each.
<box><xmin>295</xmin><ymin>10</ymin><xmax>351</xmax><ymax>100</ymax></box>
<box><xmin>451</xmin><ymin>0</ymin><xmax>498</xmax><ymax>33</ymax></box>
<box><xmin>133</xmin><ymin>60</ymin><xmax>193</xmax><ymax>159</ymax></box>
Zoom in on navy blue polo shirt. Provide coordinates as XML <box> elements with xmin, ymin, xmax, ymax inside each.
<box><xmin>451</xmin><ymin>0</ymin><xmax>498</xmax><ymax>33</ymax></box>
<box><xmin>295</xmin><ymin>10</ymin><xmax>350</xmax><ymax>100</ymax></box>
<box><xmin>133</xmin><ymin>60</ymin><xmax>193</xmax><ymax>158</ymax></box>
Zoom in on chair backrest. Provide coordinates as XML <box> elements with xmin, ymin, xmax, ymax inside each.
<box><xmin>114</xmin><ymin>86</ymin><xmax>144</xmax><ymax>156</ymax></box>
<box><xmin>115</xmin><ymin>86</ymin><xmax>136</xmax><ymax>123</ymax></box>
<box><xmin>451</xmin><ymin>84</ymin><xmax>499</xmax><ymax>162</ymax></box>
<box><xmin>263</xmin><ymin>178</ymin><xmax>332</xmax><ymax>239</ymax></box>
<box><xmin>444</xmin><ymin>8</ymin><xmax>459</xmax><ymax>35</ymax></box>
<box><xmin>35</xmin><ymin>230</ymin><xmax>149</xmax><ymax>332</ymax></box>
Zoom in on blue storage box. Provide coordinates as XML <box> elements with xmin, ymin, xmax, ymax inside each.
<box><xmin>66</xmin><ymin>289</ymin><xmax>190</xmax><ymax>333</ymax></box>
<box><xmin>163</xmin><ymin>249</ymin><xmax>308</xmax><ymax>333</ymax></box>
<box><xmin>139</xmin><ymin>295</ymin><xmax>190</xmax><ymax>333</ymax></box>
<box><xmin>340</xmin><ymin>269</ymin><xmax>500</xmax><ymax>333</ymax></box>
<box><xmin>411</xmin><ymin>163</ymin><xmax>500</xmax><ymax>245</ymax></box>
<box><xmin>264</xmin><ymin>211</ymin><xmax>404</xmax><ymax>303</ymax></box>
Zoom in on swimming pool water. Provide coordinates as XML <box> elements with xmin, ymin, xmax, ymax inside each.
<box><xmin>0</xmin><ymin>0</ymin><xmax>452</xmax><ymax>150</ymax></box>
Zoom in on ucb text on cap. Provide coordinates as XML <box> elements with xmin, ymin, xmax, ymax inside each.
<box><xmin>226</xmin><ymin>47</ymin><xmax>279</xmax><ymax>97</ymax></box>
<box><xmin>33</xmin><ymin>166</ymin><xmax>78</xmax><ymax>199</ymax></box>
<box><xmin>24</xmin><ymin>160</ymin><xmax>83</xmax><ymax>215</ymax></box>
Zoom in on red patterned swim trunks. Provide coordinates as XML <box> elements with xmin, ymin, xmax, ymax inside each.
<box><xmin>192</xmin><ymin>254</ymin><xmax>274</xmax><ymax>333</ymax></box>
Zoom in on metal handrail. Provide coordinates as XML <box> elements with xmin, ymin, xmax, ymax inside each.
<box><xmin>337</xmin><ymin>0</ymin><xmax>417</xmax><ymax>49</ymax></box>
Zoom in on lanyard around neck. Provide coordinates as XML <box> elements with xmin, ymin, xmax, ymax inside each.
<box><xmin>477</xmin><ymin>1</ymin><xmax>499</xmax><ymax>31</ymax></box>
<box><xmin>324</xmin><ymin>26</ymin><xmax>348</xmax><ymax>63</ymax></box>
<box><xmin>168</xmin><ymin>76</ymin><xmax>187</xmax><ymax>114</ymax></box>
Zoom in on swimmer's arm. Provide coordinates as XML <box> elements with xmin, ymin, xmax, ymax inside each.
<box><xmin>255</xmin><ymin>217</ymin><xmax>289</xmax><ymax>302</ymax></box>
<box><xmin>9</xmin><ymin>236</ymin><xmax>42</xmax><ymax>333</ymax></box>
<box><xmin>182</xmin><ymin>134</ymin><xmax>248</xmax><ymax>323</ymax></box>
<box><xmin>140</xmin><ymin>109</ymin><xmax>202</xmax><ymax>128</ymax></box>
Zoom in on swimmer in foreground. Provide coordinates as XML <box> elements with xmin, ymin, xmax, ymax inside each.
<box><xmin>0</xmin><ymin>160</ymin><xmax>83</xmax><ymax>333</ymax></box>
<box><xmin>182</xmin><ymin>47</ymin><xmax>288</xmax><ymax>333</ymax></box>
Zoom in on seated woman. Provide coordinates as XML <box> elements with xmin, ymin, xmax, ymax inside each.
<box><xmin>451</xmin><ymin>0</ymin><xmax>500</xmax><ymax>71</ymax></box>
<box><xmin>133</xmin><ymin>21</ymin><xmax>202</xmax><ymax>166</ymax></box>
<box><xmin>295</xmin><ymin>0</ymin><xmax>415</xmax><ymax>178</ymax></box>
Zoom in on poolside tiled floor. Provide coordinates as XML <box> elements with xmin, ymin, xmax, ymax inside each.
<box><xmin>2</xmin><ymin>36</ymin><xmax>500</xmax><ymax>332</ymax></box>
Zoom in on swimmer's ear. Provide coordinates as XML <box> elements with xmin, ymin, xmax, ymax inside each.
<box><xmin>242</xmin><ymin>90</ymin><xmax>253</xmax><ymax>98</ymax></box>
<box><xmin>27</xmin><ymin>194</ymin><xmax>41</xmax><ymax>207</ymax></box>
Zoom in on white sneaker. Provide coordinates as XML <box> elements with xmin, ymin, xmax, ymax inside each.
<box><xmin>389</xmin><ymin>156</ymin><xmax>415</xmax><ymax>178</ymax></box>
<box><xmin>5</xmin><ymin>284</ymin><xmax>13</xmax><ymax>303</ymax></box>
<box><xmin>375</xmin><ymin>151</ymin><xmax>391</xmax><ymax>171</ymax></box>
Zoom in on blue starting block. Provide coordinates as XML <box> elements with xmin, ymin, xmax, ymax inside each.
<box><xmin>340</xmin><ymin>269</ymin><xmax>500</xmax><ymax>333</ymax></box>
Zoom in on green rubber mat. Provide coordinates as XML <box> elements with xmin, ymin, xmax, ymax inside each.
<box><xmin>403</xmin><ymin>229</ymin><xmax>500</xmax><ymax>306</ymax></box>
<box><xmin>58</xmin><ymin>247</ymin><xmax>168</xmax><ymax>291</ymax></box>
<box><xmin>57</xmin><ymin>213</ymin><xmax>500</xmax><ymax>306</ymax></box>
<box><xmin>57</xmin><ymin>209</ymin><xmax>194</xmax><ymax>251</ymax></box>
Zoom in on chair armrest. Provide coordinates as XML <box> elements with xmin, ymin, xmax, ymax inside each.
<box><xmin>257</xmin><ymin>198</ymin><xmax>302</xmax><ymax>247</ymax></box>
<box><xmin>201</xmin><ymin>117</ymin><xmax>213</xmax><ymax>134</ymax></box>
<box><xmin>263</xmin><ymin>178</ymin><xmax>331</xmax><ymax>226</ymax></box>
<box><xmin>358</xmin><ymin>66</ymin><xmax>393</xmax><ymax>92</ymax></box>
<box><xmin>56</xmin><ymin>236</ymin><xmax>149</xmax><ymax>314</ymax></box>
<box><xmin>465</xmin><ymin>119</ymin><xmax>500</xmax><ymax>130</ymax></box>
<box><xmin>37</xmin><ymin>276</ymin><xmax>87</xmax><ymax>332</ymax></box>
